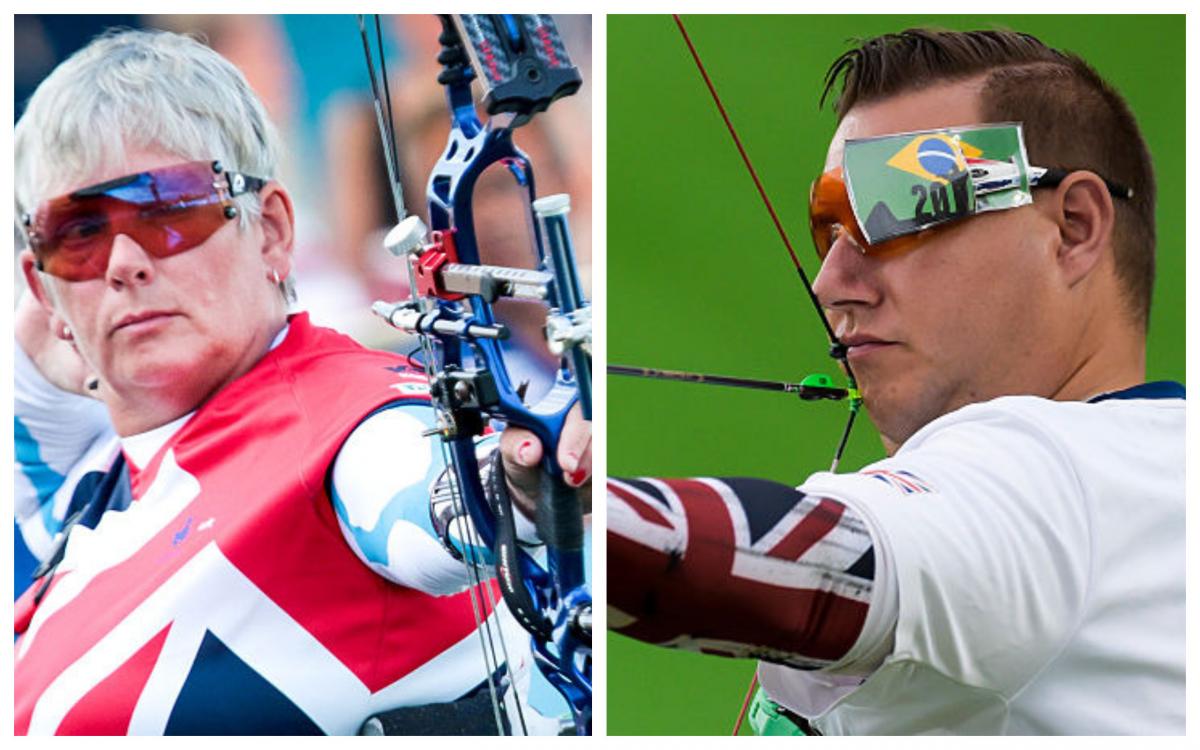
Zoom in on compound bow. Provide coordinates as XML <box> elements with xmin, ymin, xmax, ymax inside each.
<box><xmin>359</xmin><ymin>14</ymin><xmax>591</xmax><ymax>735</ymax></box>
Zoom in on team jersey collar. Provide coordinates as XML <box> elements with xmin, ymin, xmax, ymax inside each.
<box><xmin>1088</xmin><ymin>381</ymin><xmax>1185</xmax><ymax>403</ymax></box>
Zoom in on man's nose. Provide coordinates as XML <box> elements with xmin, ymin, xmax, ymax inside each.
<box><xmin>105</xmin><ymin>234</ymin><xmax>156</xmax><ymax>288</ymax></box>
<box><xmin>812</xmin><ymin>230</ymin><xmax>877</xmax><ymax>313</ymax></box>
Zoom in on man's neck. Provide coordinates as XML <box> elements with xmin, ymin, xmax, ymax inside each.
<box><xmin>1051</xmin><ymin>324</ymin><xmax>1147</xmax><ymax>403</ymax></box>
<box><xmin>878</xmin><ymin>329</ymin><xmax>1147</xmax><ymax>457</ymax></box>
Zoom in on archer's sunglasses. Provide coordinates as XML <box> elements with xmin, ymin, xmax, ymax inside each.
<box><xmin>23</xmin><ymin>160</ymin><xmax>267</xmax><ymax>282</ymax></box>
<box><xmin>809</xmin><ymin>123</ymin><xmax>1132</xmax><ymax>262</ymax></box>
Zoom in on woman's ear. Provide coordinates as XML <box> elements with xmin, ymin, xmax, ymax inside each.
<box><xmin>257</xmin><ymin>182</ymin><xmax>296</xmax><ymax>280</ymax></box>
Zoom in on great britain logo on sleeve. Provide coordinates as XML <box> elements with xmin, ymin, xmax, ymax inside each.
<box><xmin>383</xmin><ymin>364</ymin><xmax>432</xmax><ymax>396</ymax></box>
<box><xmin>861</xmin><ymin>469</ymin><xmax>933</xmax><ymax>495</ymax></box>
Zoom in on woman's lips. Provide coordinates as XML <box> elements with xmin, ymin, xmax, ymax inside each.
<box><xmin>112</xmin><ymin>312</ymin><xmax>179</xmax><ymax>336</ymax></box>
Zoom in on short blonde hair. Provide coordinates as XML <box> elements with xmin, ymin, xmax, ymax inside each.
<box><xmin>16</xmin><ymin>28</ymin><xmax>281</xmax><ymax>227</ymax></box>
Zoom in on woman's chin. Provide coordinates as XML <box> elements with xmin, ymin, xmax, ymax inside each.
<box><xmin>110</xmin><ymin>354</ymin><xmax>223</xmax><ymax>398</ymax></box>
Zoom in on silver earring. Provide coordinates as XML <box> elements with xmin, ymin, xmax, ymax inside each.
<box><xmin>272</xmin><ymin>269</ymin><xmax>281</xmax><ymax>286</ymax></box>
<box><xmin>62</xmin><ymin>325</ymin><xmax>73</xmax><ymax>340</ymax></box>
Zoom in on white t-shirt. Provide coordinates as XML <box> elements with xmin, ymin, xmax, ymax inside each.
<box><xmin>759</xmin><ymin>384</ymin><xmax>1184</xmax><ymax>735</ymax></box>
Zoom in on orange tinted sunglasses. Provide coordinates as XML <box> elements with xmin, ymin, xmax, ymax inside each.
<box><xmin>809</xmin><ymin>164</ymin><xmax>1133</xmax><ymax>262</ymax></box>
<box><xmin>23</xmin><ymin>160</ymin><xmax>265</xmax><ymax>282</ymax></box>
<box><xmin>808</xmin><ymin>167</ymin><xmax>928</xmax><ymax>261</ymax></box>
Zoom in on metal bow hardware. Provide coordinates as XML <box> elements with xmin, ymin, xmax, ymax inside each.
<box><xmin>359</xmin><ymin>15</ymin><xmax>591</xmax><ymax>735</ymax></box>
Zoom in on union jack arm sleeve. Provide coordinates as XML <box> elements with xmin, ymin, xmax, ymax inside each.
<box><xmin>608</xmin><ymin>477</ymin><xmax>875</xmax><ymax>670</ymax></box>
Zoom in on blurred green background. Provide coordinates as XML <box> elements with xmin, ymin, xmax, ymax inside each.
<box><xmin>606</xmin><ymin>14</ymin><xmax>1185</xmax><ymax>735</ymax></box>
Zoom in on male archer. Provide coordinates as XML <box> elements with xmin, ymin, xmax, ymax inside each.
<box><xmin>607</xmin><ymin>28</ymin><xmax>1183</xmax><ymax>735</ymax></box>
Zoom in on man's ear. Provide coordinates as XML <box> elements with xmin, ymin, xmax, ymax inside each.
<box><xmin>19</xmin><ymin>250</ymin><xmax>69</xmax><ymax>339</ymax></box>
<box><xmin>1049</xmin><ymin>171</ymin><xmax>1117</xmax><ymax>287</ymax></box>
<box><xmin>257</xmin><ymin>182</ymin><xmax>296</xmax><ymax>280</ymax></box>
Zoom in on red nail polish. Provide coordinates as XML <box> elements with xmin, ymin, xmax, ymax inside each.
<box><xmin>517</xmin><ymin>440</ymin><xmax>534</xmax><ymax>465</ymax></box>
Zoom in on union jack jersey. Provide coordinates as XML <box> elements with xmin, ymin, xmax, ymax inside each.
<box><xmin>15</xmin><ymin>314</ymin><xmax>516</xmax><ymax>735</ymax></box>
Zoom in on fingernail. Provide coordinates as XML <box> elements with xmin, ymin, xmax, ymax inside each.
<box><xmin>517</xmin><ymin>440</ymin><xmax>535</xmax><ymax>465</ymax></box>
<box><xmin>563</xmin><ymin>452</ymin><xmax>587</xmax><ymax>486</ymax></box>
<box><xmin>561</xmin><ymin>451</ymin><xmax>579</xmax><ymax>473</ymax></box>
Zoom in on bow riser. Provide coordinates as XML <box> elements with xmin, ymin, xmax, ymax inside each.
<box><xmin>424</xmin><ymin>100</ymin><xmax>592</xmax><ymax>736</ymax></box>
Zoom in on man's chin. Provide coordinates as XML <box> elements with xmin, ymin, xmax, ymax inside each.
<box><xmin>859</xmin><ymin>378</ymin><xmax>950</xmax><ymax>450</ymax></box>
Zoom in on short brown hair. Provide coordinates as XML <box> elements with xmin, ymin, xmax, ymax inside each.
<box><xmin>822</xmin><ymin>29</ymin><xmax>1156</xmax><ymax>329</ymax></box>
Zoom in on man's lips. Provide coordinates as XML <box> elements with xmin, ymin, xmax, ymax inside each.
<box><xmin>838</xmin><ymin>334</ymin><xmax>899</xmax><ymax>360</ymax></box>
<box><xmin>111</xmin><ymin>310</ymin><xmax>179</xmax><ymax>336</ymax></box>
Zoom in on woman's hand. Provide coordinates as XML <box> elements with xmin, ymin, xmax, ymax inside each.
<box><xmin>15</xmin><ymin>290</ymin><xmax>96</xmax><ymax>397</ymax></box>
<box><xmin>498</xmin><ymin>403</ymin><xmax>591</xmax><ymax>518</ymax></box>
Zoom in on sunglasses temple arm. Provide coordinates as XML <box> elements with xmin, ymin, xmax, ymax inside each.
<box><xmin>1030</xmin><ymin>166</ymin><xmax>1133</xmax><ymax>199</ymax></box>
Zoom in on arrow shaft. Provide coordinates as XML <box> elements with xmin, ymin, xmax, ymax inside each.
<box><xmin>609</xmin><ymin>364</ymin><xmax>795</xmax><ymax>393</ymax></box>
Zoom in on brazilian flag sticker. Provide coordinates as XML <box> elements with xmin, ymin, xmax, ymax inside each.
<box><xmin>843</xmin><ymin>122</ymin><xmax>1034</xmax><ymax>245</ymax></box>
